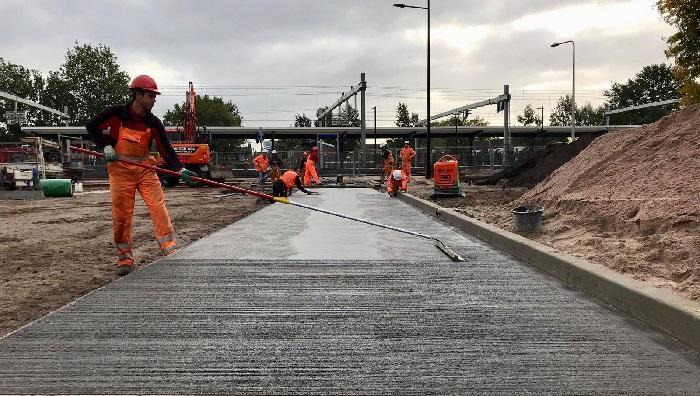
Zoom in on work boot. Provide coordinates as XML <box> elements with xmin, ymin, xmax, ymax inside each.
<box><xmin>116</xmin><ymin>265</ymin><xmax>133</xmax><ymax>276</ymax></box>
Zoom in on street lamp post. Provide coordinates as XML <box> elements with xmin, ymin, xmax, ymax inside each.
<box><xmin>550</xmin><ymin>40</ymin><xmax>575</xmax><ymax>140</ymax></box>
<box><xmin>372</xmin><ymin>106</ymin><xmax>377</xmax><ymax>161</ymax></box>
<box><xmin>535</xmin><ymin>106</ymin><xmax>544</xmax><ymax>132</ymax></box>
<box><xmin>394</xmin><ymin>1</ymin><xmax>431</xmax><ymax>178</ymax></box>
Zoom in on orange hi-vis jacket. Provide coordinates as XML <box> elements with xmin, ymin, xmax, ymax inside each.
<box><xmin>400</xmin><ymin>146</ymin><xmax>416</xmax><ymax>165</ymax></box>
<box><xmin>280</xmin><ymin>170</ymin><xmax>299</xmax><ymax>189</ymax></box>
<box><xmin>304</xmin><ymin>151</ymin><xmax>320</xmax><ymax>185</ymax></box>
<box><xmin>86</xmin><ymin>103</ymin><xmax>181</xmax><ymax>268</ymax></box>
<box><xmin>253</xmin><ymin>154</ymin><xmax>269</xmax><ymax>172</ymax></box>
<box><xmin>386</xmin><ymin>170</ymin><xmax>409</xmax><ymax>195</ymax></box>
<box><xmin>400</xmin><ymin>146</ymin><xmax>416</xmax><ymax>180</ymax></box>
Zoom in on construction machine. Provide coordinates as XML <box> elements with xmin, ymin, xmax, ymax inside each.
<box><xmin>158</xmin><ymin>81</ymin><xmax>212</xmax><ymax>187</ymax></box>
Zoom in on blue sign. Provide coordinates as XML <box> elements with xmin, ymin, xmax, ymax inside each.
<box><xmin>318</xmin><ymin>134</ymin><xmax>337</xmax><ymax>139</ymax></box>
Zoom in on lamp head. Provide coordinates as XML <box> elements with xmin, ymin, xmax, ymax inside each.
<box><xmin>550</xmin><ymin>43</ymin><xmax>560</xmax><ymax>47</ymax></box>
<box><xmin>393</xmin><ymin>3</ymin><xmax>406</xmax><ymax>8</ymax></box>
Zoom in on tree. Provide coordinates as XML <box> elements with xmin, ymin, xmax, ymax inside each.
<box><xmin>0</xmin><ymin>58</ymin><xmax>44</xmax><ymax>141</ymax></box>
<box><xmin>577</xmin><ymin>103</ymin><xmax>606</xmax><ymax>126</ymax></box>
<box><xmin>314</xmin><ymin>106</ymin><xmax>331</xmax><ymax>127</ymax></box>
<box><xmin>164</xmin><ymin>94</ymin><xmax>244</xmax><ymax>151</ymax></box>
<box><xmin>549</xmin><ymin>95</ymin><xmax>605</xmax><ymax>126</ymax></box>
<box><xmin>517</xmin><ymin>104</ymin><xmax>543</xmax><ymax>126</ymax></box>
<box><xmin>56</xmin><ymin>42</ymin><xmax>131</xmax><ymax>124</ymax></box>
<box><xmin>294</xmin><ymin>113</ymin><xmax>312</xmax><ymax>127</ymax></box>
<box><xmin>395</xmin><ymin>102</ymin><xmax>419</xmax><ymax>127</ymax></box>
<box><xmin>657</xmin><ymin>0</ymin><xmax>700</xmax><ymax>104</ymax></box>
<box><xmin>603</xmin><ymin>64</ymin><xmax>681</xmax><ymax>124</ymax></box>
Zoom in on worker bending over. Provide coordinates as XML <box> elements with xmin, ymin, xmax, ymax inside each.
<box><xmin>253</xmin><ymin>152</ymin><xmax>269</xmax><ymax>185</ymax></box>
<box><xmin>386</xmin><ymin>169</ymin><xmax>408</xmax><ymax>197</ymax></box>
<box><xmin>273</xmin><ymin>169</ymin><xmax>313</xmax><ymax>197</ymax></box>
<box><xmin>381</xmin><ymin>145</ymin><xmax>394</xmax><ymax>181</ymax></box>
<box><xmin>399</xmin><ymin>140</ymin><xmax>416</xmax><ymax>182</ymax></box>
<box><xmin>86</xmin><ymin>74</ymin><xmax>196</xmax><ymax>276</ymax></box>
<box><xmin>304</xmin><ymin>146</ymin><xmax>321</xmax><ymax>185</ymax></box>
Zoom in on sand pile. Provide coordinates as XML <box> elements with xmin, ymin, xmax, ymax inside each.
<box><xmin>478</xmin><ymin>135</ymin><xmax>595</xmax><ymax>187</ymax></box>
<box><xmin>518</xmin><ymin>105</ymin><xmax>700</xmax><ymax>299</ymax></box>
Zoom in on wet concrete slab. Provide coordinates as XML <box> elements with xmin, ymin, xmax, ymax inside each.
<box><xmin>175</xmin><ymin>188</ymin><xmax>478</xmax><ymax>261</ymax></box>
<box><xmin>1</xmin><ymin>188</ymin><xmax>700</xmax><ymax>393</ymax></box>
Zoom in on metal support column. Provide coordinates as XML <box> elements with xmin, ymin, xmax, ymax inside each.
<box><xmin>503</xmin><ymin>84</ymin><xmax>513</xmax><ymax>167</ymax></box>
<box><xmin>360</xmin><ymin>72</ymin><xmax>367</xmax><ymax>172</ymax></box>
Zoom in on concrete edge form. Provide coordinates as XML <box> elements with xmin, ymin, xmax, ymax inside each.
<box><xmin>395</xmin><ymin>190</ymin><xmax>700</xmax><ymax>350</ymax></box>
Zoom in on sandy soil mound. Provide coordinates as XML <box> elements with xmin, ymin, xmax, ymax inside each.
<box><xmin>478</xmin><ymin>134</ymin><xmax>595</xmax><ymax>187</ymax></box>
<box><xmin>518</xmin><ymin>105</ymin><xmax>700</xmax><ymax>299</ymax></box>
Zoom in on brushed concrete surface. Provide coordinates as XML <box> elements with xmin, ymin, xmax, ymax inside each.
<box><xmin>1</xmin><ymin>188</ymin><xmax>699</xmax><ymax>394</ymax></box>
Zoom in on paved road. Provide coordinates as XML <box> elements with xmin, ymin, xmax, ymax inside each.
<box><xmin>1</xmin><ymin>188</ymin><xmax>699</xmax><ymax>394</ymax></box>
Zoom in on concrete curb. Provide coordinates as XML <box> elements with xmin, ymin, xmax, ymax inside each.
<box><xmin>396</xmin><ymin>190</ymin><xmax>700</xmax><ymax>350</ymax></box>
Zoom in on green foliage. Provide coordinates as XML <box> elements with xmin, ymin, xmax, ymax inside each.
<box><xmin>0</xmin><ymin>58</ymin><xmax>45</xmax><ymax>141</ymax></box>
<box><xmin>549</xmin><ymin>95</ymin><xmax>605</xmax><ymax>126</ymax></box>
<box><xmin>294</xmin><ymin>113</ymin><xmax>312</xmax><ymax>127</ymax></box>
<box><xmin>163</xmin><ymin>94</ymin><xmax>244</xmax><ymax>152</ymax></box>
<box><xmin>517</xmin><ymin>104</ymin><xmax>543</xmax><ymax>126</ymax></box>
<box><xmin>164</xmin><ymin>94</ymin><xmax>242</xmax><ymax>127</ymax></box>
<box><xmin>58</xmin><ymin>42</ymin><xmax>131</xmax><ymax>124</ymax></box>
<box><xmin>603</xmin><ymin>64</ymin><xmax>681</xmax><ymax>124</ymax></box>
<box><xmin>657</xmin><ymin>0</ymin><xmax>700</xmax><ymax>105</ymax></box>
<box><xmin>314</xmin><ymin>106</ymin><xmax>331</xmax><ymax>127</ymax></box>
<box><xmin>395</xmin><ymin>102</ymin><xmax>419</xmax><ymax>127</ymax></box>
<box><xmin>430</xmin><ymin>115</ymin><xmax>489</xmax><ymax>127</ymax></box>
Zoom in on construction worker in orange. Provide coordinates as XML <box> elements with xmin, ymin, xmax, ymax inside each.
<box><xmin>381</xmin><ymin>144</ymin><xmax>394</xmax><ymax>181</ymax></box>
<box><xmin>399</xmin><ymin>140</ymin><xmax>416</xmax><ymax>182</ymax></box>
<box><xmin>253</xmin><ymin>151</ymin><xmax>269</xmax><ymax>185</ymax></box>
<box><xmin>303</xmin><ymin>146</ymin><xmax>321</xmax><ymax>185</ymax></box>
<box><xmin>86</xmin><ymin>75</ymin><xmax>196</xmax><ymax>276</ymax></box>
<box><xmin>272</xmin><ymin>169</ymin><xmax>313</xmax><ymax>197</ymax></box>
<box><xmin>386</xmin><ymin>169</ymin><xmax>408</xmax><ymax>197</ymax></box>
<box><xmin>268</xmin><ymin>150</ymin><xmax>284</xmax><ymax>182</ymax></box>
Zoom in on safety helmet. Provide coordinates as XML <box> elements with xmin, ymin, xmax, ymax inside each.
<box><xmin>129</xmin><ymin>75</ymin><xmax>161</xmax><ymax>95</ymax></box>
<box><xmin>272</xmin><ymin>150</ymin><xmax>277</xmax><ymax>154</ymax></box>
<box><xmin>312</xmin><ymin>146</ymin><xmax>319</xmax><ymax>151</ymax></box>
<box><xmin>404</xmin><ymin>140</ymin><xmax>410</xmax><ymax>144</ymax></box>
<box><xmin>392</xmin><ymin>170</ymin><xmax>403</xmax><ymax>180</ymax></box>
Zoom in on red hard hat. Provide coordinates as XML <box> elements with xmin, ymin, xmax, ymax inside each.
<box><xmin>129</xmin><ymin>75</ymin><xmax>161</xmax><ymax>95</ymax></box>
<box><xmin>312</xmin><ymin>146</ymin><xmax>319</xmax><ymax>151</ymax></box>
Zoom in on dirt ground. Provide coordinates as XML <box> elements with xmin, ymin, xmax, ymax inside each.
<box><xmin>409</xmin><ymin>179</ymin><xmax>700</xmax><ymax>300</ymax></box>
<box><xmin>0</xmin><ymin>187</ymin><xmax>258</xmax><ymax>337</ymax></box>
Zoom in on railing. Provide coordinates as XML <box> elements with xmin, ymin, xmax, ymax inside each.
<box><xmin>75</xmin><ymin>144</ymin><xmax>550</xmax><ymax>179</ymax></box>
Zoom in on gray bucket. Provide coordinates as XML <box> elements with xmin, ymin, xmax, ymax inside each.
<box><xmin>512</xmin><ymin>206</ymin><xmax>543</xmax><ymax>232</ymax></box>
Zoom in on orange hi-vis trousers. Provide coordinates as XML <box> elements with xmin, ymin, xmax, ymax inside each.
<box><xmin>303</xmin><ymin>159</ymin><xmax>320</xmax><ymax>185</ymax></box>
<box><xmin>110</xmin><ymin>125</ymin><xmax>178</xmax><ymax>267</ymax></box>
<box><xmin>401</xmin><ymin>160</ymin><xmax>412</xmax><ymax>182</ymax></box>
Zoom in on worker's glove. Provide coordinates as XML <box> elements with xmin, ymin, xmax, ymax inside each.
<box><xmin>103</xmin><ymin>145</ymin><xmax>117</xmax><ymax>162</ymax></box>
<box><xmin>179</xmin><ymin>168</ymin><xmax>197</xmax><ymax>183</ymax></box>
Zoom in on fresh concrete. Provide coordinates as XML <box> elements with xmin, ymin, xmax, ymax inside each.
<box><xmin>1</xmin><ymin>188</ymin><xmax>699</xmax><ymax>393</ymax></box>
<box><xmin>398</xmin><ymin>191</ymin><xmax>700</xmax><ymax>351</ymax></box>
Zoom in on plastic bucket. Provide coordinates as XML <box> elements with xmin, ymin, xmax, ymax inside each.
<box><xmin>40</xmin><ymin>179</ymin><xmax>73</xmax><ymax>197</ymax></box>
<box><xmin>512</xmin><ymin>206</ymin><xmax>543</xmax><ymax>232</ymax></box>
<box><xmin>73</xmin><ymin>182</ymin><xmax>83</xmax><ymax>193</ymax></box>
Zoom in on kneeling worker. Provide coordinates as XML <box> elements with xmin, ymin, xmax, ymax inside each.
<box><xmin>273</xmin><ymin>169</ymin><xmax>314</xmax><ymax>197</ymax></box>
<box><xmin>86</xmin><ymin>74</ymin><xmax>196</xmax><ymax>276</ymax></box>
<box><xmin>386</xmin><ymin>169</ymin><xmax>408</xmax><ymax>197</ymax></box>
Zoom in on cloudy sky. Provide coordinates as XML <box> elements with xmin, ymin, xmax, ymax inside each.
<box><xmin>1</xmin><ymin>0</ymin><xmax>675</xmax><ymax>127</ymax></box>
